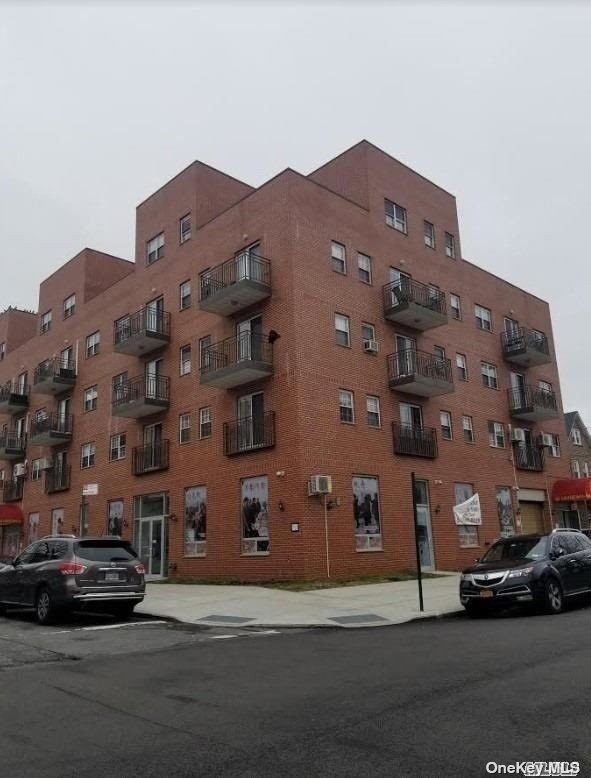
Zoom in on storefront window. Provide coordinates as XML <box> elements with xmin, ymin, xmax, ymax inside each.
<box><xmin>495</xmin><ymin>487</ymin><xmax>516</xmax><ymax>538</ymax></box>
<box><xmin>185</xmin><ymin>486</ymin><xmax>207</xmax><ymax>557</ymax></box>
<box><xmin>107</xmin><ymin>500</ymin><xmax>124</xmax><ymax>537</ymax></box>
<box><xmin>353</xmin><ymin>476</ymin><xmax>382</xmax><ymax>551</ymax></box>
<box><xmin>241</xmin><ymin>476</ymin><xmax>269</xmax><ymax>554</ymax></box>
<box><xmin>28</xmin><ymin>513</ymin><xmax>40</xmax><ymax>545</ymax></box>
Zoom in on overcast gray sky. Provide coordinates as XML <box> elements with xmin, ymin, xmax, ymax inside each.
<box><xmin>1</xmin><ymin>1</ymin><xmax>590</xmax><ymax>420</ymax></box>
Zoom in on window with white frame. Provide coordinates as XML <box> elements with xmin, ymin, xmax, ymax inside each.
<box><xmin>572</xmin><ymin>427</ymin><xmax>583</xmax><ymax>446</ymax></box>
<box><xmin>361</xmin><ymin>322</ymin><xmax>376</xmax><ymax>348</ymax></box>
<box><xmin>63</xmin><ymin>294</ymin><xmax>76</xmax><ymax>319</ymax></box>
<box><xmin>462</xmin><ymin>415</ymin><xmax>475</xmax><ymax>443</ymax></box>
<box><xmin>0</xmin><ymin>468</ymin><xmax>4</xmax><ymax>485</ymax></box>
<box><xmin>86</xmin><ymin>330</ymin><xmax>100</xmax><ymax>358</ymax></box>
<box><xmin>83</xmin><ymin>385</ymin><xmax>98</xmax><ymax>412</ymax></box>
<box><xmin>385</xmin><ymin>199</ymin><xmax>407</xmax><ymax>233</ymax></box>
<box><xmin>331</xmin><ymin>241</ymin><xmax>346</xmax><ymax>274</ymax></box>
<box><xmin>481</xmin><ymin>361</ymin><xmax>498</xmax><ymax>389</ymax></box>
<box><xmin>335</xmin><ymin>314</ymin><xmax>350</xmax><ymax>347</ymax></box>
<box><xmin>445</xmin><ymin>232</ymin><xmax>456</xmax><ymax>258</ymax></box>
<box><xmin>179</xmin><ymin>280</ymin><xmax>191</xmax><ymax>310</ymax></box>
<box><xmin>179</xmin><ymin>412</ymin><xmax>191</xmax><ymax>444</ymax></box>
<box><xmin>455</xmin><ymin>482</ymin><xmax>478</xmax><ymax>547</ymax></box>
<box><xmin>339</xmin><ymin>390</ymin><xmax>355</xmax><ymax>423</ymax></box>
<box><xmin>440</xmin><ymin>411</ymin><xmax>453</xmax><ymax>440</ymax></box>
<box><xmin>31</xmin><ymin>458</ymin><xmax>42</xmax><ymax>481</ymax></box>
<box><xmin>109</xmin><ymin>433</ymin><xmax>126</xmax><ymax>461</ymax></box>
<box><xmin>357</xmin><ymin>253</ymin><xmax>372</xmax><ymax>284</ymax></box>
<box><xmin>0</xmin><ymin>342</ymin><xmax>5</xmax><ymax>361</ymax></box>
<box><xmin>366</xmin><ymin>396</ymin><xmax>381</xmax><ymax>428</ymax></box>
<box><xmin>434</xmin><ymin>345</ymin><xmax>445</xmax><ymax>361</ymax></box>
<box><xmin>572</xmin><ymin>460</ymin><xmax>581</xmax><ymax>478</ymax></box>
<box><xmin>450</xmin><ymin>293</ymin><xmax>461</xmax><ymax>320</ymax></box>
<box><xmin>40</xmin><ymin>310</ymin><xmax>52</xmax><ymax>333</ymax></box>
<box><xmin>456</xmin><ymin>353</ymin><xmax>468</xmax><ymax>381</ymax></box>
<box><xmin>538</xmin><ymin>380</ymin><xmax>553</xmax><ymax>395</ymax></box>
<box><xmin>199</xmin><ymin>407</ymin><xmax>212</xmax><ymax>439</ymax></box>
<box><xmin>179</xmin><ymin>214</ymin><xmax>191</xmax><ymax>243</ymax></box>
<box><xmin>146</xmin><ymin>232</ymin><xmax>165</xmax><ymax>264</ymax></box>
<box><xmin>488</xmin><ymin>421</ymin><xmax>506</xmax><ymax>448</ymax></box>
<box><xmin>548</xmin><ymin>433</ymin><xmax>560</xmax><ymax>458</ymax></box>
<box><xmin>423</xmin><ymin>220</ymin><xmax>435</xmax><ymax>248</ymax></box>
<box><xmin>179</xmin><ymin>344</ymin><xmax>191</xmax><ymax>376</ymax></box>
<box><xmin>199</xmin><ymin>335</ymin><xmax>211</xmax><ymax>369</ymax></box>
<box><xmin>80</xmin><ymin>442</ymin><xmax>96</xmax><ymax>469</ymax></box>
<box><xmin>475</xmin><ymin>304</ymin><xmax>492</xmax><ymax>331</ymax></box>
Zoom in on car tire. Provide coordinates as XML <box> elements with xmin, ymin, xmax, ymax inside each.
<box><xmin>543</xmin><ymin>577</ymin><xmax>564</xmax><ymax>615</ymax></box>
<box><xmin>35</xmin><ymin>587</ymin><xmax>57</xmax><ymax>625</ymax></box>
<box><xmin>112</xmin><ymin>602</ymin><xmax>136</xmax><ymax>620</ymax></box>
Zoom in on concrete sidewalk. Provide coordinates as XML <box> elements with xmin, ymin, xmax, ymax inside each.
<box><xmin>136</xmin><ymin>573</ymin><xmax>462</xmax><ymax>629</ymax></box>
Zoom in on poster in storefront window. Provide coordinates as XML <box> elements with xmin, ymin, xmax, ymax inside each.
<box><xmin>28</xmin><ymin>513</ymin><xmax>40</xmax><ymax>545</ymax></box>
<box><xmin>241</xmin><ymin>476</ymin><xmax>269</xmax><ymax>554</ymax></box>
<box><xmin>353</xmin><ymin>476</ymin><xmax>382</xmax><ymax>551</ymax></box>
<box><xmin>496</xmin><ymin>486</ymin><xmax>516</xmax><ymax>538</ymax></box>
<box><xmin>51</xmin><ymin>508</ymin><xmax>64</xmax><ymax>536</ymax></box>
<box><xmin>108</xmin><ymin>500</ymin><xmax>124</xmax><ymax>537</ymax></box>
<box><xmin>185</xmin><ymin>486</ymin><xmax>207</xmax><ymax>557</ymax></box>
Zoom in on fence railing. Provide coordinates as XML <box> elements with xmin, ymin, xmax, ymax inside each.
<box><xmin>30</xmin><ymin>412</ymin><xmax>73</xmax><ymax>437</ymax></box>
<box><xmin>513</xmin><ymin>445</ymin><xmax>544</xmax><ymax>471</ymax></box>
<box><xmin>112</xmin><ymin>374</ymin><xmax>170</xmax><ymax>406</ymax></box>
<box><xmin>132</xmin><ymin>440</ymin><xmax>170</xmax><ymax>474</ymax></box>
<box><xmin>113</xmin><ymin>307</ymin><xmax>171</xmax><ymax>345</ymax></box>
<box><xmin>0</xmin><ymin>380</ymin><xmax>29</xmax><ymax>400</ymax></box>
<box><xmin>501</xmin><ymin>327</ymin><xmax>550</xmax><ymax>357</ymax></box>
<box><xmin>201</xmin><ymin>333</ymin><xmax>273</xmax><ymax>374</ymax></box>
<box><xmin>199</xmin><ymin>253</ymin><xmax>271</xmax><ymax>300</ymax></box>
<box><xmin>0</xmin><ymin>433</ymin><xmax>26</xmax><ymax>451</ymax></box>
<box><xmin>223</xmin><ymin>412</ymin><xmax>275</xmax><ymax>456</ymax></box>
<box><xmin>2</xmin><ymin>479</ymin><xmax>24</xmax><ymax>502</ymax></box>
<box><xmin>387</xmin><ymin>349</ymin><xmax>452</xmax><ymax>384</ymax></box>
<box><xmin>507</xmin><ymin>385</ymin><xmax>557</xmax><ymax>414</ymax></box>
<box><xmin>45</xmin><ymin>465</ymin><xmax>71</xmax><ymax>493</ymax></box>
<box><xmin>34</xmin><ymin>356</ymin><xmax>76</xmax><ymax>384</ymax></box>
<box><xmin>383</xmin><ymin>278</ymin><xmax>446</xmax><ymax>315</ymax></box>
<box><xmin>392</xmin><ymin>422</ymin><xmax>438</xmax><ymax>458</ymax></box>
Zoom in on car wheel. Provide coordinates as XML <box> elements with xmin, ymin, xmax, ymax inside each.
<box><xmin>544</xmin><ymin>578</ymin><xmax>564</xmax><ymax>614</ymax></box>
<box><xmin>35</xmin><ymin>587</ymin><xmax>57</xmax><ymax>625</ymax></box>
<box><xmin>112</xmin><ymin>602</ymin><xmax>136</xmax><ymax>620</ymax></box>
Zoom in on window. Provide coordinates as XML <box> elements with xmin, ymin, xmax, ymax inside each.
<box><xmin>385</xmin><ymin>199</ymin><xmax>407</xmax><ymax>233</ymax></box>
<box><xmin>179</xmin><ymin>280</ymin><xmax>191</xmax><ymax>310</ymax></box>
<box><xmin>450</xmin><ymin>293</ymin><xmax>462</xmax><ymax>320</ymax></box>
<box><xmin>184</xmin><ymin>486</ymin><xmax>207</xmax><ymax>556</ymax></box>
<box><xmin>361</xmin><ymin>322</ymin><xmax>376</xmax><ymax>347</ymax></box>
<box><xmin>531</xmin><ymin>329</ymin><xmax>546</xmax><ymax>346</ymax></box>
<box><xmin>434</xmin><ymin>345</ymin><xmax>445</xmax><ymax>361</ymax></box>
<box><xmin>86</xmin><ymin>331</ymin><xmax>100</xmax><ymax>358</ymax></box>
<box><xmin>199</xmin><ymin>407</ymin><xmax>212</xmax><ymax>439</ymax></box>
<box><xmin>17</xmin><ymin>371</ymin><xmax>27</xmax><ymax>392</ymax></box>
<box><xmin>548</xmin><ymin>434</ymin><xmax>560</xmax><ymax>458</ymax></box>
<box><xmin>241</xmin><ymin>476</ymin><xmax>270</xmax><ymax>555</ymax></box>
<box><xmin>585</xmin><ymin>462</ymin><xmax>590</xmax><ymax>478</ymax></box>
<box><xmin>199</xmin><ymin>335</ymin><xmax>211</xmax><ymax>369</ymax></box>
<box><xmin>353</xmin><ymin>475</ymin><xmax>382</xmax><ymax>551</ymax></box>
<box><xmin>481</xmin><ymin>361</ymin><xmax>498</xmax><ymax>389</ymax></box>
<box><xmin>357</xmin><ymin>253</ymin><xmax>372</xmax><ymax>284</ymax></box>
<box><xmin>179</xmin><ymin>412</ymin><xmax>191</xmax><ymax>444</ymax></box>
<box><xmin>571</xmin><ymin>427</ymin><xmax>583</xmax><ymax>446</ymax></box>
<box><xmin>462</xmin><ymin>415</ymin><xmax>475</xmax><ymax>443</ymax></box>
<box><xmin>475</xmin><ymin>304</ymin><xmax>492</xmax><ymax>331</ymax></box>
<box><xmin>0</xmin><ymin>342</ymin><xmax>4</xmax><ymax>361</ymax></box>
<box><xmin>109</xmin><ymin>433</ymin><xmax>126</xmax><ymax>461</ymax></box>
<box><xmin>80</xmin><ymin>442</ymin><xmax>96</xmax><ymax>469</ymax></box>
<box><xmin>180</xmin><ymin>344</ymin><xmax>191</xmax><ymax>376</ymax></box>
<box><xmin>61</xmin><ymin>345</ymin><xmax>73</xmax><ymax>367</ymax></box>
<box><xmin>31</xmin><ymin>459</ymin><xmax>42</xmax><ymax>481</ymax></box>
<box><xmin>456</xmin><ymin>353</ymin><xmax>468</xmax><ymax>381</ymax></box>
<box><xmin>179</xmin><ymin>214</ymin><xmax>191</xmax><ymax>243</ymax></box>
<box><xmin>538</xmin><ymin>380</ymin><xmax>553</xmax><ymax>395</ymax></box>
<box><xmin>339</xmin><ymin>390</ymin><xmax>355</xmax><ymax>423</ymax></box>
<box><xmin>146</xmin><ymin>232</ymin><xmax>165</xmax><ymax>264</ymax></box>
<box><xmin>0</xmin><ymin>468</ymin><xmax>5</xmax><ymax>485</ymax></box>
<box><xmin>423</xmin><ymin>220</ymin><xmax>435</xmax><ymax>249</ymax></box>
<box><xmin>440</xmin><ymin>411</ymin><xmax>453</xmax><ymax>440</ymax></box>
<box><xmin>331</xmin><ymin>241</ymin><xmax>346</xmax><ymax>274</ymax></box>
<box><xmin>40</xmin><ymin>310</ymin><xmax>52</xmax><ymax>333</ymax></box>
<box><xmin>112</xmin><ymin>372</ymin><xmax>128</xmax><ymax>402</ymax></box>
<box><xmin>572</xmin><ymin>460</ymin><xmax>581</xmax><ymax>478</ymax></box>
<box><xmin>445</xmin><ymin>232</ymin><xmax>456</xmax><ymax>258</ymax></box>
<box><xmin>63</xmin><ymin>294</ymin><xmax>76</xmax><ymax>319</ymax></box>
<box><xmin>83</xmin><ymin>385</ymin><xmax>98</xmax><ymax>412</ymax></box>
<box><xmin>335</xmin><ymin>314</ymin><xmax>351</xmax><ymax>347</ymax></box>
<box><xmin>488</xmin><ymin>421</ymin><xmax>506</xmax><ymax>448</ymax></box>
<box><xmin>455</xmin><ymin>482</ymin><xmax>478</xmax><ymax>547</ymax></box>
<box><xmin>366</xmin><ymin>396</ymin><xmax>381</xmax><ymax>428</ymax></box>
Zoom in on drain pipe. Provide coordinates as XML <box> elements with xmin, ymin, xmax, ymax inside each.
<box><xmin>323</xmin><ymin>494</ymin><xmax>331</xmax><ymax>579</ymax></box>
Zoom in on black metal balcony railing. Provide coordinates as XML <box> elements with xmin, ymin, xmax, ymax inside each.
<box><xmin>2</xmin><ymin>479</ymin><xmax>24</xmax><ymax>502</ymax></box>
<box><xmin>112</xmin><ymin>375</ymin><xmax>170</xmax><ymax>406</ymax></box>
<box><xmin>199</xmin><ymin>253</ymin><xmax>271</xmax><ymax>300</ymax></box>
<box><xmin>45</xmin><ymin>465</ymin><xmax>71</xmax><ymax>494</ymax></box>
<box><xmin>501</xmin><ymin>327</ymin><xmax>550</xmax><ymax>358</ymax></box>
<box><xmin>0</xmin><ymin>432</ymin><xmax>27</xmax><ymax>452</ymax></box>
<box><xmin>507</xmin><ymin>385</ymin><xmax>558</xmax><ymax>415</ymax></box>
<box><xmin>33</xmin><ymin>356</ymin><xmax>76</xmax><ymax>384</ymax></box>
<box><xmin>113</xmin><ymin>307</ymin><xmax>171</xmax><ymax>345</ymax></box>
<box><xmin>132</xmin><ymin>440</ymin><xmax>170</xmax><ymax>475</ymax></box>
<box><xmin>201</xmin><ymin>333</ymin><xmax>273</xmax><ymax>374</ymax></box>
<box><xmin>223</xmin><ymin>412</ymin><xmax>275</xmax><ymax>456</ymax></box>
<box><xmin>387</xmin><ymin>349</ymin><xmax>452</xmax><ymax>384</ymax></box>
<box><xmin>513</xmin><ymin>444</ymin><xmax>544</xmax><ymax>472</ymax></box>
<box><xmin>30</xmin><ymin>412</ymin><xmax>73</xmax><ymax>438</ymax></box>
<box><xmin>383</xmin><ymin>278</ymin><xmax>447</xmax><ymax>316</ymax></box>
<box><xmin>392</xmin><ymin>422</ymin><xmax>438</xmax><ymax>458</ymax></box>
<box><xmin>0</xmin><ymin>380</ymin><xmax>29</xmax><ymax>401</ymax></box>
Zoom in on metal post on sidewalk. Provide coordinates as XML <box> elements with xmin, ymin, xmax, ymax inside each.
<box><xmin>411</xmin><ymin>471</ymin><xmax>424</xmax><ymax>612</ymax></box>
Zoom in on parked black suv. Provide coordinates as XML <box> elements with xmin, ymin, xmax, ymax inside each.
<box><xmin>0</xmin><ymin>536</ymin><xmax>145</xmax><ymax>624</ymax></box>
<box><xmin>459</xmin><ymin>529</ymin><xmax>591</xmax><ymax>616</ymax></box>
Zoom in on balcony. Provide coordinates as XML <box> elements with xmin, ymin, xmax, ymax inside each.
<box><xmin>387</xmin><ymin>349</ymin><xmax>454</xmax><ymax>397</ymax></box>
<box><xmin>508</xmin><ymin>385</ymin><xmax>559</xmax><ymax>422</ymax></box>
<box><xmin>199</xmin><ymin>252</ymin><xmax>271</xmax><ymax>316</ymax></box>
<box><xmin>29</xmin><ymin>413</ymin><xmax>73</xmax><ymax>447</ymax></box>
<box><xmin>223</xmin><ymin>412</ymin><xmax>275</xmax><ymax>456</ymax></box>
<box><xmin>0</xmin><ymin>382</ymin><xmax>29</xmax><ymax>415</ymax></box>
<box><xmin>501</xmin><ymin>327</ymin><xmax>551</xmax><ymax>367</ymax></box>
<box><xmin>45</xmin><ymin>465</ymin><xmax>71</xmax><ymax>494</ymax></box>
<box><xmin>32</xmin><ymin>357</ymin><xmax>76</xmax><ymax>396</ymax></box>
<box><xmin>383</xmin><ymin>279</ymin><xmax>447</xmax><ymax>330</ymax></box>
<box><xmin>392</xmin><ymin>423</ymin><xmax>438</xmax><ymax>458</ymax></box>
<box><xmin>514</xmin><ymin>445</ymin><xmax>544</xmax><ymax>472</ymax></box>
<box><xmin>112</xmin><ymin>375</ymin><xmax>170</xmax><ymax>419</ymax></box>
<box><xmin>132</xmin><ymin>440</ymin><xmax>170</xmax><ymax>475</ymax></box>
<box><xmin>0</xmin><ymin>433</ymin><xmax>26</xmax><ymax>460</ymax></box>
<box><xmin>2</xmin><ymin>479</ymin><xmax>23</xmax><ymax>502</ymax></box>
<box><xmin>113</xmin><ymin>307</ymin><xmax>171</xmax><ymax>356</ymax></box>
<box><xmin>200</xmin><ymin>334</ymin><xmax>274</xmax><ymax>389</ymax></box>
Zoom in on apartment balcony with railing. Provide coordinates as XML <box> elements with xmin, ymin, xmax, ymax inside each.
<box><xmin>132</xmin><ymin>440</ymin><xmax>170</xmax><ymax>475</ymax></box>
<box><xmin>223</xmin><ymin>412</ymin><xmax>275</xmax><ymax>456</ymax></box>
<box><xmin>199</xmin><ymin>252</ymin><xmax>271</xmax><ymax>316</ymax></box>
<box><xmin>0</xmin><ymin>432</ymin><xmax>27</xmax><ymax>460</ymax></box>
<box><xmin>111</xmin><ymin>375</ymin><xmax>170</xmax><ymax>419</ymax></box>
<box><xmin>387</xmin><ymin>349</ymin><xmax>454</xmax><ymax>397</ymax></box>
<box><xmin>392</xmin><ymin>423</ymin><xmax>438</xmax><ymax>458</ymax></box>
<box><xmin>45</xmin><ymin>465</ymin><xmax>71</xmax><ymax>494</ymax></box>
<box><xmin>2</xmin><ymin>479</ymin><xmax>23</xmax><ymax>502</ymax></box>
<box><xmin>0</xmin><ymin>381</ymin><xmax>29</xmax><ymax>415</ymax></box>
<box><xmin>29</xmin><ymin>413</ymin><xmax>73</xmax><ymax>447</ymax></box>
<box><xmin>200</xmin><ymin>333</ymin><xmax>274</xmax><ymax>389</ymax></box>
<box><xmin>513</xmin><ymin>444</ymin><xmax>544</xmax><ymax>472</ymax></box>
<box><xmin>507</xmin><ymin>385</ymin><xmax>559</xmax><ymax>422</ymax></box>
<box><xmin>383</xmin><ymin>278</ymin><xmax>447</xmax><ymax>330</ymax></box>
<box><xmin>32</xmin><ymin>357</ymin><xmax>76</xmax><ymax>395</ymax></box>
<box><xmin>501</xmin><ymin>327</ymin><xmax>551</xmax><ymax>368</ymax></box>
<box><xmin>113</xmin><ymin>307</ymin><xmax>171</xmax><ymax>356</ymax></box>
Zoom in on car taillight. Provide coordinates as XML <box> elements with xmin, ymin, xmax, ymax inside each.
<box><xmin>134</xmin><ymin>563</ymin><xmax>145</xmax><ymax>575</ymax></box>
<box><xmin>58</xmin><ymin>562</ymin><xmax>87</xmax><ymax>576</ymax></box>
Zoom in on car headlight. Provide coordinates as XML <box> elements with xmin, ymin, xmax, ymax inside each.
<box><xmin>460</xmin><ymin>573</ymin><xmax>472</xmax><ymax>582</ymax></box>
<box><xmin>508</xmin><ymin>567</ymin><xmax>534</xmax><ymax>578</ymax></box>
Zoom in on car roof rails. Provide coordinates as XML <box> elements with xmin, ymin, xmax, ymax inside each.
<box><xmin>551</xmin><ymin>527</ymin><xmax>580</xmax><ymax>533</ymax></box>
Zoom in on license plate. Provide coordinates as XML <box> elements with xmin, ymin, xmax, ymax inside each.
<box><xmin>479</xmin><ymin>590</ymin><xmax>494</xmax><ymax>598</ymax></box>
<box><xmin>105</xmin><ymin>572</ymin><xmax>120</xmax><ymax>581</ymax></box>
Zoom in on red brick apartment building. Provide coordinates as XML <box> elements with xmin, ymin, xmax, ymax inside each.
<box><xmin>0</xmin><ymin>141</ymin><xmax>573</xmax><ymax>580</ymax></box>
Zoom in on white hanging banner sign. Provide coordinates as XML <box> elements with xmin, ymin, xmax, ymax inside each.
<box><xmin>453</xmin><ymin>493</ymin><xmax>482</xmax><ymax>526</ymax></box>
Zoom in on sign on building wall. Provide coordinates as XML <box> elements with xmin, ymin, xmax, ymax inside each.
<box><xmin>352</xmin><ymin>476</ymin><xmax>382</xmax><ymax>551</ymax></box>
<box><xmin>51</xmin><ymin>508</ymin><xmax>64</xmax><ymax>536</ymax></box>
<box><xmin>241</xmin><ymin>476</ymin><xmax>269</xmax><ymax>554</ymax></box>
<box><xmin>495</xmin><ymin>486</ymin><xmax>516</xmax><ymax>538</ymax></box>
<box><xmin>185</xmin><ymin>486</ymin><xmax>207</xmax><ymax>557</ymax></box>
<box><xmin>453</xmin><ymin>493</ymin><xmax>482</xmax><ymax>525</ymax></box>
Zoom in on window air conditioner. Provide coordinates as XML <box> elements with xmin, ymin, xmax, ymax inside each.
<box><xmin>540</xmin><ymin>433</ymin><xmax>554</xmax><ymax>448</ymax></box>
<box><xmin>14</xmin><ymin>463</ymin><xmax>27</xmax><ymax>477</ymax></box>
<box><xmin>511</xmin><ymin>428</ymin><xmax>526</xmax><ymax>443</ymax></box>
<box><xmin>39</xmin><ymin>457</ymin><xmax>54</xmax><ymax>471</ymax></box>
<box><xmin>363</xmin><ymin>339</ymin><xmax>379</xmax><ymax>354</ymax></box>
<box><xmin>308</xmin><ymin>475</ymin><xmax>333</xmax><ymax>496</ymax></box>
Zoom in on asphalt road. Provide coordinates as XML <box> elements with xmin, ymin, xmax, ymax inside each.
<box><xmin>1</xmin><ymin>604</ymin><xmax>591</xmax><ymax>778</ymax></box>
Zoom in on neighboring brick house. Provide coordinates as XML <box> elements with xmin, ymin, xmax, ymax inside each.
<box><xmin>0</xmin><ymin>141</ymin><xmax>573</xmax><ymax>580</ymax></box>
<box><xmin>565</xmin><ymin>412</ymin><xmax>591</xmax><ymax>478</ymax></box>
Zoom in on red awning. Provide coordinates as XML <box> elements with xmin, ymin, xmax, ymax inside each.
<box><xmin>0</xmin><ymin>504</ymin><xmax>24</xmax><ymax>526</ymax></box>
<box><xmin>552</xmin><ymin>478</ymin><xmax>591</xmax><ymax>503</ymax></box>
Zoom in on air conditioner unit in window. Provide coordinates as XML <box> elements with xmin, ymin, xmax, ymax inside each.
<box><xmin>540</xmin><ymin>433</ymin><xmax>554</xmax><ymax>448</ymax></box>
<box><xmin>363</xmin><ymin>339</ymin><xmax>379</xmax><ymax>354</ymax></box>
<box><xmin>511</xmin><ymin>428</ymin><xmax>526</xmax><ymax>443</ymax></box>
<box><xmin>308</xmin><ymin>475</ymin><xmax>333</xmax><ymax>496</ymax></box>
<box><xmin>14</xmin><ymin>463</ymin><xmax>27</xmax><ymax>477</ymax></box>
<box><xmin>39</xmin><ymin>457</ymin><xmax>54</xmax><ymax>471</ymax></box>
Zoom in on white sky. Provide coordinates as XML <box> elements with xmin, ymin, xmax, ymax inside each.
<box><xmin>1</xmin><ymin>1</ymin><xmax>590</xmax><ymax>419</ymax></box>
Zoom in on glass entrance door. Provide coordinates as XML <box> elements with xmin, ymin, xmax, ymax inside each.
<box><xmin>137</xmin><ymin>517</ymin><xmax>165</xmax><ymax>577</ymax></box>
<box><xmin>414</xmin><ymin>480</ymin><xmax>434</xmax><ymax>570</ymax></box>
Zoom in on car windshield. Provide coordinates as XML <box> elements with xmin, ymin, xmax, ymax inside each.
<box><xmin>481</xmin><ymin>536</ymin><xmax>548</xmax><ymax>562</ymax></box>
<box><xmin>74</xmin><ymin>540</ymin><xmax>138</xmax><ymax>563</ymax></box>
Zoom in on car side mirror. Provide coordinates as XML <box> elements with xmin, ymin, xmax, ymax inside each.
<box><xmin>474</xmin><ymin>557</ymin><xmax>480</xmax><ymax>563</ymax></box>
